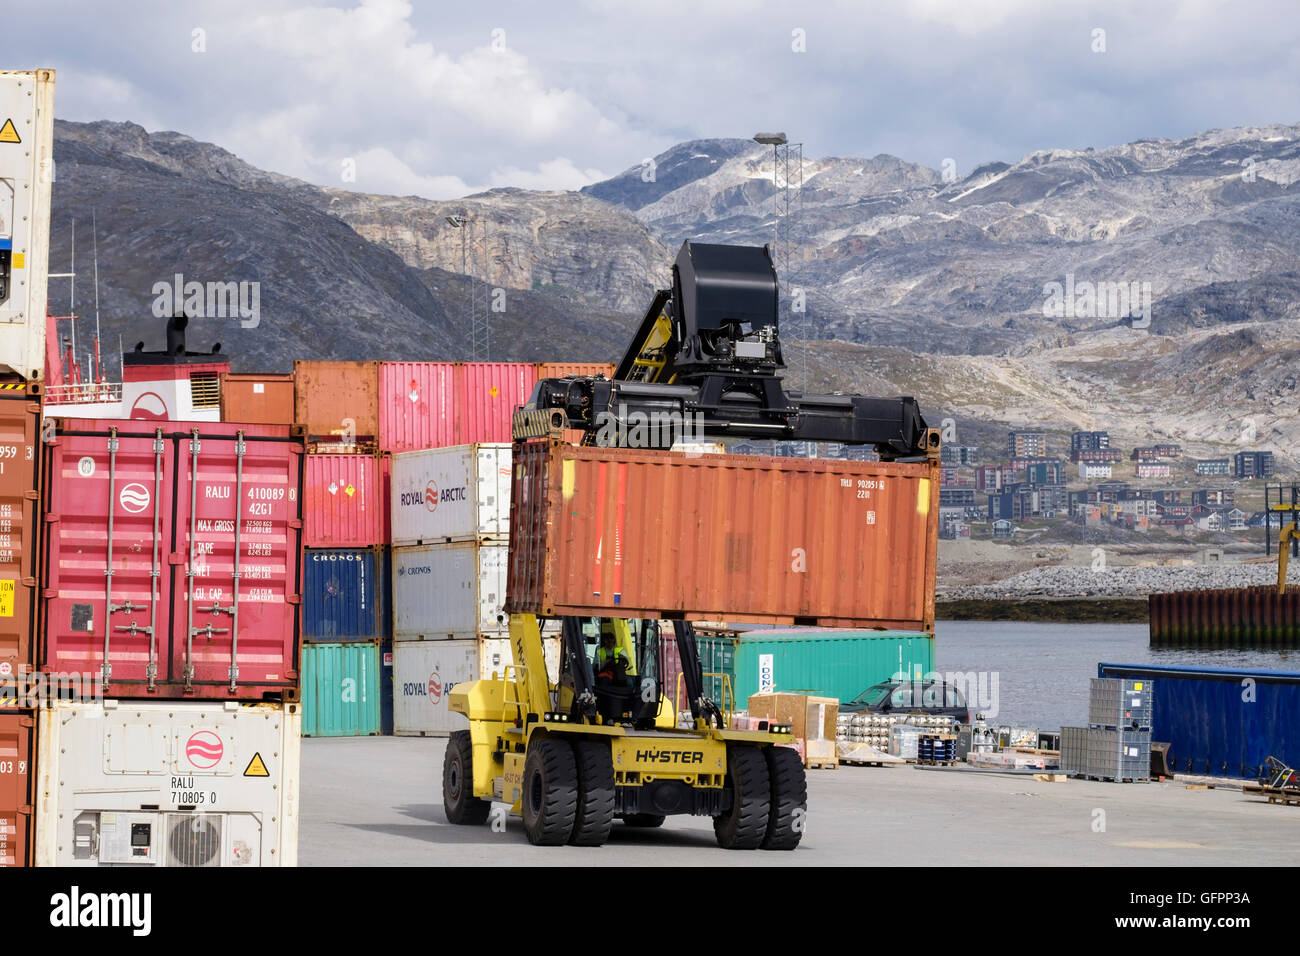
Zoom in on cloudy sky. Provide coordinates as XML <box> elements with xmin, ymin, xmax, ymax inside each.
<box><xmin>12</xmin><ymin>0</ymin><xmax>1300</xmax><ymax>198</ymax></box>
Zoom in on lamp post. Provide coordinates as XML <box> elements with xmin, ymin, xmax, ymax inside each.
<box><xmin>446</xmin><ymin>214</ymin><xmax>475</xmax><ymax>358</ymax></box>
<box><xmin>753</xmin><ymin>132</ymin><xmax>787</xmax><ymax>259</ymax></box>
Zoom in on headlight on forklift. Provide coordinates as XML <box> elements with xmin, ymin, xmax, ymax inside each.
<box><xmin>544</xmin><ymin>712</ymin><xmax>570</xmax><ymax>722</ymax></box>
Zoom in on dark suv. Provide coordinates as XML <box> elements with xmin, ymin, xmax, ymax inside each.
<box><xmin>841</xmin><ymin>679</ymin><xmax>970</xmax><ymax>723</ymax></box>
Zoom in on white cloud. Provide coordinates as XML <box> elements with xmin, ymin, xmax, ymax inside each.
<box><xmin>487</xmin><ymin>158</ymin><xmax>608</xmax><ymax>192</ymax></box>
<box><xmin>16</xmin><ymin>0</ymin><xmax>1300</xmax><ymax>200</ymax></box>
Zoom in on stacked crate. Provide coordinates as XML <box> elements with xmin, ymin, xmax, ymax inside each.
<box><xmin>296</xmin><ymin>362</ymin><xmax>392</xmax><ymax>737</ymax></box>
<box><xmin>1085</xmin><ymin>678</ymin><xmax>1153</xmax><ymax>782</ymax></box>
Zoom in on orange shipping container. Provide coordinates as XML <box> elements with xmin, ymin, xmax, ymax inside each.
<box><xmin>536</xmin><ymin>362</ymin><xmax>616</xmax><ymax>380</ymax></box>
<box><xmin>220</xmin><ymin>372</ymin><xmax>295</xmax><ymax>425</ymax></box>
<box><xmin>0</xmin><ymin>712</ymin><xmax>32</xmax><ymax>867</ymax></box>
<box><xmin>294</xmin><ymin>360</ymin><xmax>380</xmax><ymax>449</ymax></box>
<box><xmin>0</xmin><ymin>384</ymin><xmax>40</xmax><ymax>673</ymax></box>
<box><xmin>506</xmin><ymin>442</ymin><xmax>938</xmax><ymax>629</ymax></box>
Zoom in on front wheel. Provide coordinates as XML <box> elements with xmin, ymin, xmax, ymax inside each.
<box><xmin>522</xmin><ymin>738</ymin><xmax>579</xmax><ymax>846</ymax></box>
<box><xmin>443</xmin><ymin>730</ymin><xmax>491</xmax><ymax>825</ymax></box>
<box><xmin>762</xmin><ymin>745</ymin><xmax>807</xmax><ymax>850</ymax></box>
<box><xmin>714</xmin><ymin>745</ymin><xmax>771</xmax><ymax>850</ymax></box>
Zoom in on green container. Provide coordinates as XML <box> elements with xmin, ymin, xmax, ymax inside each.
<box><xmin>302</xmin><ymin>642</ymin><xmax>381</xmax><ymax>737</ymax></box>
<box><xmin>720</xmin><ymin>629</ymin><xmax>936</xmax><ymax>709</ymax></box>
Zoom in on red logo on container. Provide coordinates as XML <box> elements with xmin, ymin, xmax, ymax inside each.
<box><xmin>130</xmin><ymin>391</ymin><xmax>170</xmax><ymax>421</ymax></box>
<box><xmin>185</xmin><ymin>731</ymin><xmax>224</xmax><ymax>769</ymax></box>
<box><xmin>425</xmin><ymin>481</ymin><xmax>439</xmax><ymax>514</ymax></box>
<box><xmin>428</xmin><ymin>671</ymin><xmax>442</xmax><ymax>702</ymax></box>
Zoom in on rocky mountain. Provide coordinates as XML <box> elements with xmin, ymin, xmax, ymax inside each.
<box><xmin>45</xmin><ymin>119</ymin><xmax>1300</xmax><ymax>464</ymax></box>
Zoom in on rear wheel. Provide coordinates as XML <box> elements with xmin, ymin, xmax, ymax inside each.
<box><xmin>522</xmin><ymin>738</ymin><xmax>579</xmax><ymax>846</ymax></box>
<box><xmin>443</xmin><ymin>730</ymin><xmax>491</xmax><ymax>825</ymax></box>
<box><xmin>620</xmin><ymin>813</ymin><xmax>666</xmax><ymax>828</ymax></box>
<box><xmin>762</xmin><ymin>745</ymin><xmax>807</xmax><ymax>850</ymax></box>
<box><xmin>570</xmin><ymin>741</ymin><xmax>616</xmax><ymax>846</ymax></box>
<box><xmin>713</xmin><ymin>744</ymin><xmax>771</xmax><ymax>850</ymax></box>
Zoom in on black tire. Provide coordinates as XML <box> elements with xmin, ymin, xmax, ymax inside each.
<box><xmin>762</xmin><ymin>746</ymin><xmax>807</xmax><ymax>850</ymax></box>
<box><xmin>443</xmin><ymin>730</ymin><xmax>491</xmax><ymax>826</ymax></box>
<box><xmin>522</xmin><ymin>738</ymin><xmax>579</xmax><ymax>846</ymax></box>
<box><xmin>713</xmin><ymin>744</ymin><xmax>771</xmax><ymax>850</ymax></box>
<box><xmin>620</xmin><ymin>813</ymin><xmax>666</xmax><ymax>828</ymax></box>
<box><xmin>570</xmin><ymin>741</ymin><xmax>616</xmax><ymax>846</ymax></box>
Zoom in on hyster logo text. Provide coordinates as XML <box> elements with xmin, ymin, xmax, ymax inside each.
<box><xmin>50</xmin><ymin>886</ymin><xmax>152</xmax><ymax>936</ymax></box>
<box><xmin>635</xmin><ymin>750</ymin><xmax>704</xmax><ymax>764</ymax></box>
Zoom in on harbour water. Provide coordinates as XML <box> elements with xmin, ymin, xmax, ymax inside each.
<box><xmin>934</xmin><ymin>621</ymin><xmax>1300</xmax><ymax>731</ymax></box>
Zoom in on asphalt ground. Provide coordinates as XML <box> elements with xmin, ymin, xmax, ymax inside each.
<box><xmin>298</xmin><ymin>736</ymin><xmax>1300</xmax><ymax>866</ymax></box>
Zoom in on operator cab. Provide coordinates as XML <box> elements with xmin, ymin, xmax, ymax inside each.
<box><xmin>556</xmin><ymin>617</ymin><xmax>663</xmax><ymax>727</ymax></box>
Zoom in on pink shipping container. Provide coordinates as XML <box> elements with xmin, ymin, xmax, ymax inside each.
<box><xmin>457</xmin><ymin>363</ymin><xmax>538</xmax><ymax>445</ymax></box>
<box><xmin>378</xmin><ymin>362</ymin><xmax>457</xmax><ymax>453</ymax></box>
<box><xmin>304</xmin><ymin>453</ymin><xmax>385</xmax><ymax>547</ymax></box>
<box><xmin>39</xmin><ymin>419</ymin><xmax>305</xmax><ymax>700</ymax></box>
<box><xmin>378</xmin><ymin>363</ymin><xmax>538</xmax><ymax>452</ymax></box>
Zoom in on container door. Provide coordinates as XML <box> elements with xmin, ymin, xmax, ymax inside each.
<box><xmin>171</xmin><ymin>429</ymin><xmax>301</xmax><ymax>692</ymax></box>
<box><xmin>0</xmin><ymin>389</ymin><xmax>39</xmax><ymax>673</ymax></box>
<box><xmin>42</xmin><ymin>425</ymin><xmax>175</xmax><ymax>686</ymax></box>
<box><xmin>0</xmin><ymin>713</ymin><xmax>32</xmax><ymax>867</ymax></box>
<box><xmin>477</xmin><ymin>445</ymin><xmax>511</xmax><ymax>538</ymax></box>
<box><xmin>475</xmin><ymin>545</ymin><xmax>508</xmax><ymax>634</ymax></box>
<box><xmin>379</xmin><ymin>363</ymin><xmax>456</xmax><ymax>453</ymax></box>
<box><xmin>455</xmin><ymin>364</ymin><xmax>537</xmax><ymax>444</ymax></box>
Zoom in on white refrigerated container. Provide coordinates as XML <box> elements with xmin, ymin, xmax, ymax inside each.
<box><xmin>390</xmin><ymin>444</ymin><xmax>510</xmax><ymax>546</ymax></box>
<box><xmin>34</xmin><ymin>698</ymin><xmax>300</xmax><ymax>867</ymax></box>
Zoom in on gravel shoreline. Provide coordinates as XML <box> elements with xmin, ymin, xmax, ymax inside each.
<box><xmin>938</xmin><ymin>562</ymin><xmax>1298</xmax><ymax>601</ymax></box>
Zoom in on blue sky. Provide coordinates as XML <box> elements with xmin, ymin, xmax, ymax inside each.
<box><xmin>11</xmin><ymin>0</ymin><xmax>1300</xmax><ymax>197</ymax></box>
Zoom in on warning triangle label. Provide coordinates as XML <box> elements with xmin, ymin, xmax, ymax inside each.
<box><xmin>0</xmin><ymin>120</ymin><xmax>19</xmax><ymax>144</ymax></box>
<box><xmin>243</xmin><ymin>752</ymin><xmax>270</xmax><ymax>777</ymax></box>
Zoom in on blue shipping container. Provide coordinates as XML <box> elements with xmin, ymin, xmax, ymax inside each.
<box><xmin>380</xmin><ymin>640</ymin><xmax>394</xmax><ymax>735</ymax></box>
<box><xmin>303</xmin><ymin>547</ymin><xmax>391</xmax><ymax>641</ymax></box>
<box><xmin>1099</xmin><ymin>662</ymin><xmax>1300</xmax><ymax>779</ymax></box>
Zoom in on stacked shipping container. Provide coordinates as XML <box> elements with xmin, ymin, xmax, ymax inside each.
<box><xmin>0</xmin><ymin>384</ymin><xmax>43</xmax><ymax>867</ymax></box>
<box><xmin>390</xmin><ymin>443</ymin><xmax>511</xmax><ymax>735</ymax></box>
<box><xmin>296</xmin><ymin>364</ymin><xmax>394</xmax><ymax>737</ymax></box>
<box><xmin>34</xmin><ymin>416</ymin><xmax>305</xmax><ymax>866</ymax></box>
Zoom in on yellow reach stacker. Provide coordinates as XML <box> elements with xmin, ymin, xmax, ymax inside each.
<box><xmin>443</xmin><ymin>241</ymin><xmax>938</xmax><ymax>848</ymax></box>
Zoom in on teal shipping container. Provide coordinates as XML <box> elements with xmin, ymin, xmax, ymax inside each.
<box><xmin>302</xmin><ymin>642</ymin><xmax>381</xmax><ymax>737</ymax></box>
<box><xmin>665</xmin><ymin>628</ymin><xmax>935</xmax><ymax>710</ymax></box>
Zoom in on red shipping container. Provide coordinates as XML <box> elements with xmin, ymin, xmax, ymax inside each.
<box><xmin>378</xmin><ymin>362</ymin><xmax>538</xmax><ymax>452</ymax></box>
<box><xmin>0</xmin><ymin>385</ymin><xmax>41</xmax><ymax>673</ymax></box>
<box><xmin>0</xmin><ymin>712</ymin><xmax>32</xmax><ymax>867</ymax></box>
<box><xmin>506</xmin><ymin>441</ymin><xmax>939</xmax><ymax>629</ymax></box>
<box><xmin>40</xmin><ymin>419</ymin><xmax>304</xmax><ymax>699</ymax></box>
<box><xmin>378</xmin><ymin>362</ymin><xmax>457</xmax><ymax>453</ymax></box>
<box><xmin>304</xmin><ymin>453</ymin><xmax>384</xmax><ymax>547</ymax></box>
<box><xmin>457</xmin><ymin>363</ymin><xmax>538</xmax><ymax>445</ymax></box>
